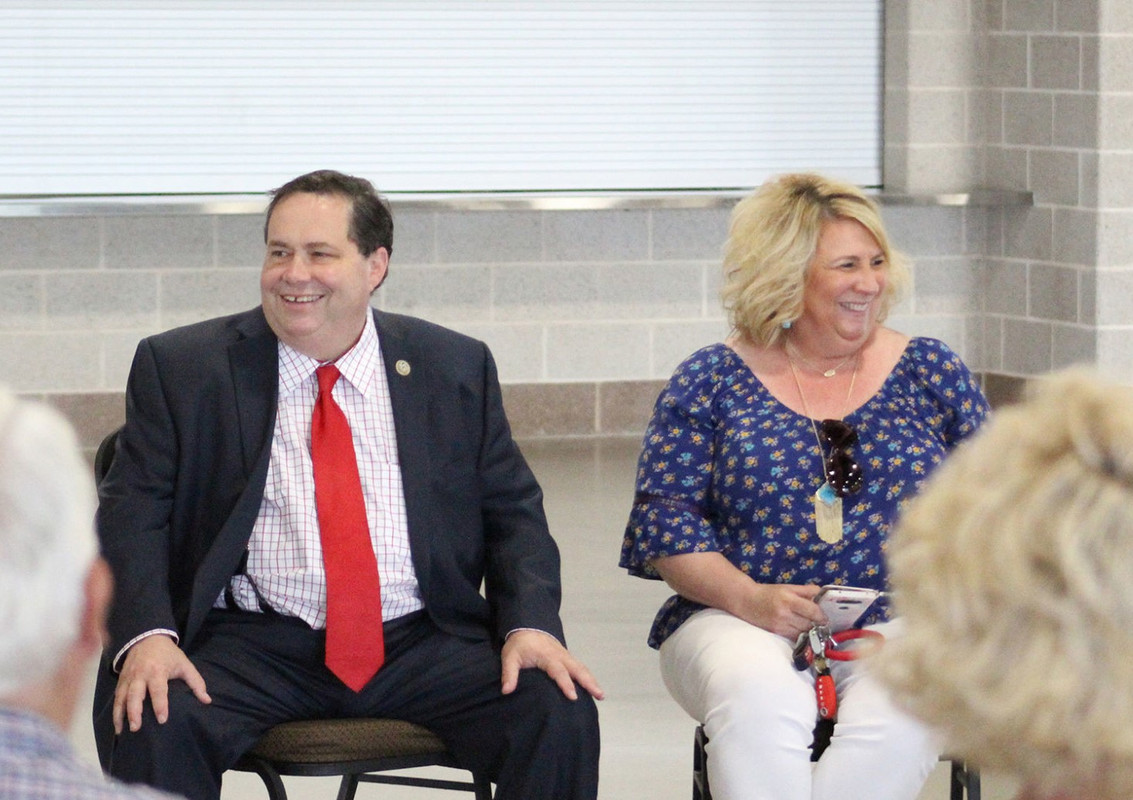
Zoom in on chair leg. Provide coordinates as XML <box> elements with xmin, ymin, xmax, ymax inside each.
<box><xmin>950</xmin><ymin>760</ymin><xmax>981</xmax><ymax>800</ymax></box>
<box><xmin>967</xmin><ymin>766</ymin><xmax>981</xmax><ymax>800</ymax></box>
<box><xmin>692</xmin><ymin>725</ymin><xmax>711</xmax><ymax>800</ymax></box>
<box><xmin>335</xmin><ymin>774</ymin><xmax>360</xmax><ymax>800</ymax></box>
<box><xmin>241</xmin><ymin>757</ymin><xmax>289</xmax><ymax>800</ymax></box>
<box><xmin>472</xmin><ymin>772</ymin><xmax>493</xmax><ymax>800</ymax></box>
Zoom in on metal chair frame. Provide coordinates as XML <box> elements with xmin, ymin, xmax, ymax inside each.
<box><xmin>231</xmin><ymin>720</ymin><xmax>493</xmax><ymax>800</ymax></box>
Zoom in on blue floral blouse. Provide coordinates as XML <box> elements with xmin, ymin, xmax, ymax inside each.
<box><xmin>619</xmin><ymin>337</ymin><xmax>990</xmax><ymax>649</ymax></box>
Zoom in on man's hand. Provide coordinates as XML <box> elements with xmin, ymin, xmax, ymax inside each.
<box><xmin>113</xmin><ymin>634</ymin><xmax>211</xmax><ymax>734</ymax></box>
<box><xmin>500</xmin><ymin>630</ymin><xmax>605</xmax><ymax>702</ymax></box>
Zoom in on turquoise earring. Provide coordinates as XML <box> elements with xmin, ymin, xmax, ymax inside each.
<box><xmin>782</xmin><ymin>320</ymin><xmax>793</xmax><ymax>330</ymax></box>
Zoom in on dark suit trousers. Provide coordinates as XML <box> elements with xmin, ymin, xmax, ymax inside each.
<box><xmin>101</xmin><ymin>609</ymin><xmax>600</xmax><ymax>800</ymax></box>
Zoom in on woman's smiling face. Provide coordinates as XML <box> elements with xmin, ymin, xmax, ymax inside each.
<box><xmin>797</xmin><ymin>216</ymin><xmax>887</xmax><ymax>347</ymax></box>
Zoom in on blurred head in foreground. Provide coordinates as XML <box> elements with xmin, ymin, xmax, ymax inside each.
<box><xmin>0</xmin><ymin>387</ymin><xmax>111</xmax><ymax>728</ymax></box>
<box><xmin>877</xmin><ymin>369</ymin><xmax>1133</xmax><ymax>800</ymax></box>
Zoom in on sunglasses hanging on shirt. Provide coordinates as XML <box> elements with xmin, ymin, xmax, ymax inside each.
<box><xmin>819</xmin><ymin>419</ymin><xmax>864</xmax><ymax>498</ymax></box>
<box><xmin>785</xmin><ymin>352</ymin><xmax>866</xmax><ymax>544</ymax></box>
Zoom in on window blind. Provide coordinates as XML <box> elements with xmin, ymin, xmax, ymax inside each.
<box><xmin>0</xmin><ymin>1</ymin><xmax>882</xmax><ymax>196</ymax></box>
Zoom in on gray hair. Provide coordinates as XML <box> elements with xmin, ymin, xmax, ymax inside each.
<box><xmin>0</xmin><ymin>389</ymin><xmax>97</xmax><ymax>695</ymax></box>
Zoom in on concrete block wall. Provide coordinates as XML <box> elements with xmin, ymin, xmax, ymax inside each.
<box><xmin>979</xmin><ymin>0</ymin><xmax>1103</xmax><ymax>378</ymax></box>
<box><xmin>0</xmin><ymin>196</ymin><xmax>983</xmax><ymax>451</ymax></box>
<box><xmin>891</xmin><ymin>0</ymin><xmax>1133</xmax><ymax>386</ymax></box>
<box><xmin>10</xmin><ymin>0</ymin><xmax>1133</xmax><ymax>451</ymax></box>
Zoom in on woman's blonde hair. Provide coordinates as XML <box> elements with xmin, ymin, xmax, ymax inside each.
<box><xmin>877</xmin><ymin>369</ymin><xmax>1133</xmax><ymax>799</ymax></box>
<box><xmin>721</xmin><ymin>173</ymin><xmax>910</xmax><ymax>346</ymax></box>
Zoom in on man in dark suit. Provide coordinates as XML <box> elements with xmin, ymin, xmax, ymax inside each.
<box><xmin>94</xmin><ymin>170</ymin><xmax>602</xmax><ymax>800</ymax></box>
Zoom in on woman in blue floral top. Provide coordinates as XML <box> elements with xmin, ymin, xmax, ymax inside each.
<box><xmin>620</xmin><ymin>174</ymin><xmax>990</xmax><ymax>800</ymax></box>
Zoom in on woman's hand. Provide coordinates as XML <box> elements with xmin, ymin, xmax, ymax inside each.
<box><xmin>653</xmin><ymin>552</ymin><xmax>825</xmax><ymax>639</ymax></box>
<box><xmin>740</xmin><ymin>582</ymin><xmax>825</xmax><ymax>639</ymax></box>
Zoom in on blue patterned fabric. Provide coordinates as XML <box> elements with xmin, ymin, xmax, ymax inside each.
<box><xmin>620</xmin><ymin>337</ymin><xmax>990</xmax><ymax>649</ymax></box>
<box><xmin>0</xmin><ymin>707</ymin><xmax>177</xmax><ymax>800</ymax></box>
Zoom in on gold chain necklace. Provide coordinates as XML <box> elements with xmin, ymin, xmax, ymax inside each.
<box><xmin>784</xmin><ymin>339</ymin><xmax>858</xmax><ymax>378</ymax></box>
<box><xmin>787</xmin><ymin>353</ymin><xmax>859</xmax><ymax>446</ymax></box>
<box><xmin>786</xmin><ymin>351</ymin><xmax>859</xmax><ymax>544</ymax></box>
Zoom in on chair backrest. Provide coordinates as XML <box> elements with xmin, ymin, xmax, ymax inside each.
<box><xmin>94</xmin><ymin>427</ymin><xmax>121</xmax><ymax>484</ymax></box>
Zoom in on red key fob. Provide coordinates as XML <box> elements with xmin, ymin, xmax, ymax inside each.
<box><xmin>815</xmin><ymin>672</ymin><xmax>837</xmax><ymax>720</ymax></box>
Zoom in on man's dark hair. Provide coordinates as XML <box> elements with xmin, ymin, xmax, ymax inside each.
<box><xmin>264</xmin><ymin>169</ymin><xmax>394</xmax><ymax>258</ymax></box>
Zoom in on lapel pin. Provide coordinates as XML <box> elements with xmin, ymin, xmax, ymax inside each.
<box><xmin>395</xmin><ymin>359</ymin><xmax>411</xmax><ymax>376</ymax></box>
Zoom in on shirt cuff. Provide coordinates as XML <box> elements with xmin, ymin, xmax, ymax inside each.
<box><xmin>112</xmin><ymin>629</ymin><xmax>180</xmax><ymax>672</ymax></box>
<box><xmin>504</xmin><ymin>627</ymin><xmax>559</xmax><ymax>643</ymax></box>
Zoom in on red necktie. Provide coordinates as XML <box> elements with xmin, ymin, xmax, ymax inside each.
<box><xmin>311</xmin><ymin>364</ymin><xmax>385</xmax><ymax>691</ymax></box>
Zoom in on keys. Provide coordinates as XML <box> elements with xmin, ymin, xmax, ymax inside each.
<box><xmin>796</xmin><ymin>624</ymin><xmax>838</xmax><ymax>721</ymax></box>
<box><xmin>792</xmin><ymin>624</ymin><xmax>833</xmax><ymax>671</ymax></box>
<box><xmin>797</xmin><ymin>622</ymin><xmax>884</xmax><ymax>725</ymax></box>
<box><xmin>792</xmin><ymin>631</ymin><xmax>813</xmax><ymax>671</ymax></box>
<box><xmin>809</xmin><ymin>624</ymin><xmax>830</xmax><ymax>657</ymax></box>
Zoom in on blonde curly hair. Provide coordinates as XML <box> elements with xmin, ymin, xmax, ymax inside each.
<box><xmin>877</xmin><ymin>369</ymin><xmax>1133</xmax><ymax>799</ymax></box>
<box><xmin>721</xmin><ymin>172</ymin><xmax>910</xmax><ymax>346</ymax></box>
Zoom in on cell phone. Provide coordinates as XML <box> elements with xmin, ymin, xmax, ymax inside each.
<box><xmin>814</xmin><ymin>585</ymin><xmax>880</xmax><ymax>632</ymax></box>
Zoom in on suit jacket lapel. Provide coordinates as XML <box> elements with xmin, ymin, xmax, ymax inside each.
<box><xmin>375</xmin><ymin>309</ymin><xmax>434</xmax><ymax>476</ymax></box>
<box><xmin>230</xmin><ymin>310</ymin><xmax>278</xmax><ymax>475</ymax></box>
<box><xmin>374</xmin><ymin>310</ymin><xmax>438</xmax><ymax>593</ymax></box>
<box><xmin>184</xmin><ymin>310</ymin><xmax>278</xmax><ymax>646</ymax></box>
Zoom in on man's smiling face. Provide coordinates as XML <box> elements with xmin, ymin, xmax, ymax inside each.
<box><xmin>260</xmin><ymin>191</ymin><xmax>388</xmax><ymax>362</ymax></box>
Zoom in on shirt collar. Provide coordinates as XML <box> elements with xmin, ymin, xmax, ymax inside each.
<box><xmin>277</xmin><ymin>311</ymin><xmax>381</xmax><ymax>398</ymax></box>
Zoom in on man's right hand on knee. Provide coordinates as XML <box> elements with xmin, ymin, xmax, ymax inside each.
<box><xmin>114</xmin><ymin>635</ymin><xmax>212</xmax><ymax>734</ymax></box>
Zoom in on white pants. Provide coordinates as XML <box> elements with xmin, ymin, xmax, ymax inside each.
<box><xmin>659</xmin><ymin>609</ymin><xmax>938</xmax><ymax>800</ymax></box>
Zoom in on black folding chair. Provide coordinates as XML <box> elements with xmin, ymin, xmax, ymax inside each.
<box><xmin>95</xmin><ymin>428</ymin><xmax>493</xmax><ymax>800</ymax></box>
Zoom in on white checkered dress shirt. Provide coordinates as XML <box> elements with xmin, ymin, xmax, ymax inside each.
<box><xmin>220</xmin><ymin>313</ymin><xmax>424</xmax><ymax>627</ymax></box>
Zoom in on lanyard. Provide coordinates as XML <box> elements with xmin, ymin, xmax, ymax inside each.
<box><xmin>792</xmin><ymin>625</ymin><xmax>885</xmax><ymax>720</ymax></box>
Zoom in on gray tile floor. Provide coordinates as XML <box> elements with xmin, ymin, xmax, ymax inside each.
<box><xmin>68</xmin><ymin>437</ymin><xmax>1017</xmax><ymax>799</ymax></box>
